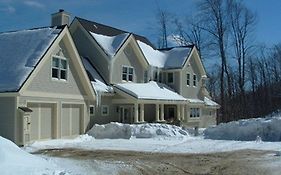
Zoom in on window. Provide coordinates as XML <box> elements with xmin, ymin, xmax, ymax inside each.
<box><xmin>122</xmin><ymin>66</ymin><xmax>134</xmax><ymax>82</ymax></box>
<box><xmin>193</xmin><ymin>74</ymin><xmax>197</xmax><ymax>86</ymax></box>
<box><xmin>52</xmin><ymin>57</ymin><xmax>67</xmax><ymax>80</ymax></box>
<box><xmin>190</xmin><ymin>108</ymin><xmax>200</xmax><ymax>118</ymax></box>
<box><xmin>153</xmin><ymin>71</ymin><xmax>158</xmax><ymax>81</ymax></box>
<box><xmin>89</xmin><ymin>105</ymin><xmax>95</xmax><ymax>116</ymax></box>
<box><xmin>187</xmin><ymin>73</ymin><xmax>190</xmax><ymax>86</ymax></box>
<box><xmin>144</xmin><ymin>70</ymin><xmax>148</xmax><ymax>83</ymax></box>
<box><xmin>101</xmin><ymin>105</ymin><xmax>109</xmax><ymax>116</ymax></box>
<box><xmin>167</xmin><ymin>72</ymin><xmax>174</xmax><ymax>84</ymax></box>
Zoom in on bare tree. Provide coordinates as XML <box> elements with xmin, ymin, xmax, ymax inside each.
<box><xmin>156</xmin><ymin>9</ymin><xmax>170</xmax><ymax>48</ymax></box>
<box><xmin>196</xmin><ymin>0</ymin><xmax>233</xmax><ymax>122</ymax></box>
<box><xmin>229</xmin><ymin>0</ymin><xmax>256</xmax><ymax>117</ymax></box>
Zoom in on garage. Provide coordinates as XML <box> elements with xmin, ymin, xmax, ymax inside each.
<box><xmin>27</xmin><ymin>103</ymin><xmax>55</xmax><ymax>141</ymax></box>
<box><xmin>61</xmin><ymin>104</ymin><xmax>82</xmax><ymax>138</ymax></box>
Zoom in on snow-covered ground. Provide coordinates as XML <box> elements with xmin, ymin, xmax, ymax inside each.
<box><xmin>3</xmin><ymin>115</ymin><xmax>281</xmax><ymax>174</ymax></box>
<box><xmin>26</xmin><ymin>122</ymin><xmax>281</xmax><ymax>154</ymax></box>
<box><xmin>0</xmin><ymin>136</ymin><xmax>66</xmax><ymax>175</ymax></box>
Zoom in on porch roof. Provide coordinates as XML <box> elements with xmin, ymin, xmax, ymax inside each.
<box><xmin>114</xmin><ymin>81</ymin><xmax>187</xmax><ymax>102</ymax></box>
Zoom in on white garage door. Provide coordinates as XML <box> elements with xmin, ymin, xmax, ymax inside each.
<box><xmin>27</xmin><ymin>103</ymin><xmax>54</xmax><ymax>141</ymax></box>
<box><xmin>61</xmin><ymin>104</ymin><xmax>82</xmax><ymax>137</ymax></box>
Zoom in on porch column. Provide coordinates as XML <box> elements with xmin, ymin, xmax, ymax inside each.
<box><xmin>134</xmin><ymin>103</ymin><xmax>139</xmax><ymax>123</ymax></box>
<box><xmin>155</xmin><ymin>104</ymin><xmax>160</xmax><ymax>122</ymax></box>
<box><xmin>177</xmin><ymin>104</ymin><xmax>181</xmax><ymax>120</ymax></box>
<box><xmin>181</xmin><ymin>104</ymin><xmax>185</xmax><ymax>121</ymax></box>
<box><xmin>140</xmin><ymin>103</ymin><xmax>144</xmax><ymax>122</ymax></box>
<box><xmin>160</xmin><ymin>104</ymin><xmax>165</xmax><ymax>121</ymax></box>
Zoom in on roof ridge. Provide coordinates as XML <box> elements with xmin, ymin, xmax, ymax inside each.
<box><xmin>0</xmin><ymin>25</ymin><xmax>66</xmax><ymax>35</ymax></box>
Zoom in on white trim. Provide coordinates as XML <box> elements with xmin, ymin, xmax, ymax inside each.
<box><xmin>101</xmin><ymin>105</ymin><xmax>109</xmax><ymax>116</ymax></box>
<box><xmin>51</xmin><ymin>55</ymin><xmax>69</xmax><ymax>82</ymax></box>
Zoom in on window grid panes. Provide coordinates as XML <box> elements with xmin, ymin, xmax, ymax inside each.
<box><xmin>187</xmin><ymin>73</ymin><xmax>190</xmax><ymax>86</ymax></box>
<box><xmin>190</xmin><ymin>108</ymin><xmax>200</xmax><ymax>118</ymax></box>
<box><xmin>52</xmin><ymin>57</ymin><xmax>67</xmax><ymax>80</ymax></box>
<box><xmin>193</xmin><ymin>74</ymin><xmax>197</xmax><ymax>86</ymax></box>
<box><xmin>122</xmin><ymin>66</ymin><xmax>134</xmax><ymax>82</ymax></box>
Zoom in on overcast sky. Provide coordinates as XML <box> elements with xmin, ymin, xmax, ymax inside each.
<box><xmin>0</xmin><ymin>0</ymin><xmax>281</xmax><ymax>47</ymax></box>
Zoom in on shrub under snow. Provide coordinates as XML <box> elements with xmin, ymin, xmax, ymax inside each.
<box><xmin>87</xmin><ymin>122</ymin><xmax>188</xmax><ymax>139</ymax></box>
<box><xmin>204</xmin><ymin>116</ymin><xmax>281</xmax><ymax>142</ymax></box>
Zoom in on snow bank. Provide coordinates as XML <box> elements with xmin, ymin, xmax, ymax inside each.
<box><xmin>87</xmin><ymin>122</ymin><xmax>188</xmax><ymax>139</ymax></box>
<box><xmin>87</xmin><ymin>123</ymin><xmax>132</xmax><ymax>139</ymax></box>
<box><xmin>0</xmin><ymin>136</ymin><xmax>63</xmax><ymax>175</ymax></box>
<box><xmin>204</xmin><ymin>116</ymin><xmax>281</xmax><ymax>141</ymax></box>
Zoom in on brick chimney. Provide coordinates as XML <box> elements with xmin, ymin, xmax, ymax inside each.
<box><xmin>51</xmin><ymin>9</ymin><xmax>71</xmax><ymax>26</ymax></box>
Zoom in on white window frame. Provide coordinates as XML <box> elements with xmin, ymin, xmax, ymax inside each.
<box><xmin>186</xmin><ymin>73</ymin><xmax>190</xmax><ymax>86</ymax></box>
<box><xmin>51</xmin><ymin>56</ymin><xmax>68</xmax><ymax>81</ymax></box>
<box><xmin>89</xmin><ymin>105</ymin><xmax>95</xmax><ymax>116</ymax></box>
<box><xmin>167</xmin><ymin>72</ymin><xmax>174</xmax><ymax>84</ymax></box>
<box><xmin>190</xmin><ymin>108</ymin><xmax>200</xmax><ymax>118</ymax></box>
<box><xmin>122</xmin><ymin>65</ymin><xmax>134</xmax><ymax>82</ymax></box>
<box><xmin>193</xmin><ymin>74</ymin><xmax>197</xmax><ymax>87</ymax></box>
<box><xmin>101</xmin><ymin>105</ymin><xmax>109</xmax><ymax>116</ymax></box>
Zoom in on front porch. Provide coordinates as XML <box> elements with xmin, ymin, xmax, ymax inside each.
<box><xmin>114</xmin><ymin>102</ymin><xmax>187</xmax><ymax>124</ymax></box>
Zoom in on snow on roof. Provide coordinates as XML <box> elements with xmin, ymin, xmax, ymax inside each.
<box><xmin>137</xmin><ymin>40</ymin><xmax>192</xmax><ymax>69</ymax></box>
<box><xmin>0</xmin><ymin>27</ymin><xmax>61</xmax><ymax>92</ymax></box>
<box><xmin>187</xmin><ymin>98</ymin><xmax>205</xmax><ymax>104</ymax></box>
<box><xmin>81</xmin><ymin>57</ymin><xmax>113</xmax><ymax>93</ymax></box>
<box><xmin>90</xmin><ymin>32</ymin><xmax>130</xmax><ymax>58</ymax></box>
<box><xmin>115</xmin><ymin>81</ymin><xmax>186</xmax><ymax>101</ymax></box>
<box><xmin>204</xmin><ymin>97</ymin><xmax>219</xmax><ymax>107</ymax></box>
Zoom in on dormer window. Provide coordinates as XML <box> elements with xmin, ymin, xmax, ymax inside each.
<box><xmin>122</xmin><ymin>66</ymin><xmax>134</xmax><ymax>82</ymax></box>
<box><xmin>52</xmin><ymin>56</ymin><xmax>68</xmax><ymax>81</ymax></box>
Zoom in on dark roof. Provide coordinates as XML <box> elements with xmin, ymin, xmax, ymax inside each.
<box><xmin>157</xmin><ymin>45</ymin><xmax>194</xmax><ymax>51</ymax></box>
<box><xmin>76</xmin><ymin>17</ymin><xmax>156</xmax><ymax>49</ymax></box>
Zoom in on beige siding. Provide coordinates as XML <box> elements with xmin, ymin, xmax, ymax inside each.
<box><xmin>0</xmin><ymin>97</ymin><xmax>16</xmax><ymax>142</ymax></box>
<box><xmin>26</xmin><ymin>41</ymin><xmax>87</xmax><ymax>96</ymax></box>
<box><xmin>112</xmin><ymin>43</ymin><xmax>145</xmax><ymax>84</ymax></box>
<box><xmin>181</xmin><ymin>55</ymin><xmax>203</xmax><ymax>99</ymax></box>
<box><xmin>71</xmin><ymin>27</ymin><xmax>110</xmax><ymax>83</ymax></box>
<box><xmin>93</xmin><ymin>96</ymin><xmax>117</xmax><ymax>124</ymax></box>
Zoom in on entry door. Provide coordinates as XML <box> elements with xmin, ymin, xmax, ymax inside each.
<box><xmin>120</xmin><ymin>107</ymin><xmax>131</xmax><ymax>123</ymax></box>
<box><xmin>168</xmin><ymin>107</ymin><xmax>175</xmax><ymax>119</ymax></box>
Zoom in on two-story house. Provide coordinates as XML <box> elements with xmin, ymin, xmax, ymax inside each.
<box><xmin>64</xmin><ymin>10</ymin><xmax>219</xmax><ymax>128</ymax></box>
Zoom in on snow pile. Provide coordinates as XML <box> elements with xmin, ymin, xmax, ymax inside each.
<box><xmin>132</xmin><ymin>123</ymin><xmax>188</xmax><ymax>138</ymax></box>
<box><xmin>87</xmin><ymin>122</ymin><xmax>188</xmax><ymax>139</ymax></box>
<box><xmin>87</xmin><ymin>123</ymin><xmax>132</xmax><ymax>139</ymax></box>
<box><xmin>204</xmin><ymin>116</ymin><xmax>281</xmax><ymax>141</ymax></box>
<box><xmin>0</xmin><ymin>136</ymin><xmax>64</xmax><ymax>175</ymax></box>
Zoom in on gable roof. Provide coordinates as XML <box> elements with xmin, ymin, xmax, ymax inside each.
<box><xmin>137</xmin><ymin>40</ymin><xmax>193</xmax><ymax>69</ymax></box>
<box><xmin>0</xmin><ymin>26</ymin><xmax>63</xmax><ymax>92</ymax></box>
<box><xmin>76</xmin><ymin>17</ymin><xmax>155</xmax><ymax>49</ymax></box>
<box><xmin>90</xmin><ymin>32</ymin><xmax>130</xmax><ymax>58</ymax></box>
